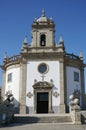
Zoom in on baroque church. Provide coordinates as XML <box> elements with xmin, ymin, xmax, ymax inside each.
<box><xmin>1</xmin><ymin>10</ymin><xmax>86</xmax><ymax>114</ymax></box>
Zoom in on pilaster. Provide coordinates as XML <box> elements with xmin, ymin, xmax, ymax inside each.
<box><xmin>1</xmin><ymin>69</ymin><xmax>6</xmax><ymax>99</ymax></box>
<box><xmin>80</xmin><ymin>67</ymin><xmax>85</xmax><ymax>109</ymax></box>
<box><xmin>34</xmin><ymin>90</ymin><xmax>37</xmax><ymax>114</ymax></box>
<box><xmin>19</xmin><ymin>58</ymin><xmax>27</xmax><ymax>114</ymax></box>
<box><xmin>59</xmin><ymin>59</ymin><xmax>65</xmax><ymax>113</ymax></box>
<box><xmin>48</xmin><ymin>90</ymin><xmax>52</xmax><ymax>113</ymax></box>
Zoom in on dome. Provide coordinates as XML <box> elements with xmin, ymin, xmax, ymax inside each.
<box><xmin>36</xmin><ymin>10</ymin><xmax>52</xmax><ymax>23</ymax></box>
<box><xmin>37</xmin><ymin>16</ymin><xmax>48</xmax><ymax>22</ymax></box>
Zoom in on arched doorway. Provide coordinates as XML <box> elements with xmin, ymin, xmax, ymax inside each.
<box><xmin>32</xmin><ymin>81</ymin><xmax>52</xmax><ymax>114</ymax></box>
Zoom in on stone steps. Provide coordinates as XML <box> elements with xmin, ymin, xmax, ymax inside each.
<box><xmin>81</xmin><ymin>111</ymin><xmax>86</xmax><ymax>124</ymax></box>
<box><xmin>12</xmin><ymin>114</ymin><xmax>72</xmax><ymax>124</ymax></box>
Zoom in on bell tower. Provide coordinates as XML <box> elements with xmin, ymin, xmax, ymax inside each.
<box><xmin>31</xmin><ymin>10</ymin><xmax>55</xmax><ymax>48</ymax></box>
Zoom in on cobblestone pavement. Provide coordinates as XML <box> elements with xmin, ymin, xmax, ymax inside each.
<box><xmin>0</xmin><ymin>123</ymin><xmax>86</xmax><ymax>130</ymax></box>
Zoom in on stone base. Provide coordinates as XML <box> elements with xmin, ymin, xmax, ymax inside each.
<box><xmin>59</xmin><ymin>104</ymin><xmax>65</xmax><ymax>113</ymax></box>
<box><xmin>13</xmin><ymin>113</ymin><xmax>72</xmax><ymax>124</ymax></box>
<box><xmin>19</xmin><ymin>105</ymin><xmax>26</xmax><ymax>114</ymax></box>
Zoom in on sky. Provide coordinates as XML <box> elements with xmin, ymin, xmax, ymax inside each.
<box><xmin>0</xmin><ymin>0</ymin><xmax>86</xmax><ymax>91</ymax></box>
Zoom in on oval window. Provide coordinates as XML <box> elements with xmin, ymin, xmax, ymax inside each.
<box><xmin>38</xmin><ymin>63</ymin><xmax>48</xmax><ymax>74</ymax></box>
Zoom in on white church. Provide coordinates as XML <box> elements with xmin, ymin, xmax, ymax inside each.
<box><xmin>1</xmin><ymin>10</ymin><xmax>86</xmax><ymax>114</ymax></box>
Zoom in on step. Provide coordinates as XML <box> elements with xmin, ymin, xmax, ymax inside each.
<box><xmin>12</xmin><ymin>114</ymin><xmax>72</xmax><ymax>124</ymax></box>
<box><xmin>81</xmin><ymin>111</ymin><xmax>86</xmax><ymax>124</ymax></box>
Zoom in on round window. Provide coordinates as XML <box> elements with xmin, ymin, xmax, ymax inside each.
<box><xmin>38</xmin><ymin>63</ymin><xmax>48</xmax><ymax>74</ymax></box>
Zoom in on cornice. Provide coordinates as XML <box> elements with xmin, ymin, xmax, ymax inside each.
<box><xmin>21</xmin><ymin>51</ymin><xmax>65</xmax><ymax>61</ymax></box>
<box><xmin>64</xmin><ymin>57</ymin><xmax>85</xmax><ymax>69</ymax></box>
<box><xmin>32</xmin><ymin>23</ymin><xmax>55</xmax><ymax>29</ymax></box>
<box><xmin>32</xmin><ymin>81</ymin><xmax>52</xmax><ymax>89</ymax></box>
<box><xmin>1</xmin><ymin>51</ymin><xmax>85</xmax><ymax>70</ymax></box>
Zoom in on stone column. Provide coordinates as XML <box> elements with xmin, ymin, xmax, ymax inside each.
<box><xmin>59</xmin><ymin>59</ymin><xmax>65</xmax><ymax>113</ymax></box>
<box><xmin>34</xmin><ymin>90</ymin><xmax>37</xmax><ymax>114</ymax></box>
<box><xmin>19</xmin><ymin>59</ymin><xmax>27</xmax><ymax>114</ymax></box>
<box><xmin>49</xmin><ymin>90</ymin><xmax>52</xmax><ymax>113</ymax></box>
<box><xmin>1</xmin><ymin>69</ymin><xmax>6</xmax><ymax>99</ymax></box>
<box><xmin>80</xmin><ymin>67</ymin><xmax>85</xmax><ymax>109</ymax></box>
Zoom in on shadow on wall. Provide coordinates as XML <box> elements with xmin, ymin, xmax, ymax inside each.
<box><xmin>26</xmin><ymin>106</ymin><xmax>34</xmax><ymax>114</ymax></box>
<box><xmin>13</xmin><ymin>98</ymin><xmax>20</xmax><ymax>114</ymax></box>
<box><xmin>13</xmin><ymin>99</ymin><xmax>33</xmax><ymax>114</ymax></box>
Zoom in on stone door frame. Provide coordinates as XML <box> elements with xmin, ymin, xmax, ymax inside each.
<box><xmin>32</xmin><ymin>81</ymin><xmax>53</xmax><ymax>113</ymax></box>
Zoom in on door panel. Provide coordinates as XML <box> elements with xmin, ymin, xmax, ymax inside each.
<box><xmin>37</xmin><ymin>92</ymin><xmax>48</xmax><ymax>113</ymax></box>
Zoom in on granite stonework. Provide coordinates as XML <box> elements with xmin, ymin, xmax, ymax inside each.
<box><xmin>0</xmin><ymin>10</ymin><xmax>86</xmax><ymax>121</ymax></box>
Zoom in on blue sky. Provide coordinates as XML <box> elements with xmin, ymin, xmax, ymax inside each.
<box><xmin>0</xmin><ymin>0</ymin><xmax>86</xmax><ymax>91</ymax></box>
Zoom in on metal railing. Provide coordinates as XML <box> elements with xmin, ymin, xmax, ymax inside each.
<box><xmin>4</xmin><ymin>55</ymin><xmax>21</xmax><ymax>63</ymax></box>
<box><xmin>66</xmin><ymin>53</ymin><xmax>80</xmax><ymax>60</ymax></box>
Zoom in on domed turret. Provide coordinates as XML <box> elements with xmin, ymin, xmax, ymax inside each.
<box><xmin>36</xmin><ymin>10</ymin><xmax>50</xmax><ymax>22</ymax></box>
<box><xmin>31</xmin><ymin>10</ymin><xmax>55</xmax><ymax>48</ymax></box>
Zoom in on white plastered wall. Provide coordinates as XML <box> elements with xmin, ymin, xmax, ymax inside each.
<box><xmin>26</xmin><ymin>61</ymin><xmax>60</xmax><ymax>112</ymax></box>
<box><xmin>66</xmin><ymin>66</ymin><xmax>81</xmax><ymax>105</ymax></box>
<box><xmin>5</xmin><ymin>65</ymin><xmax>20</xmax><ymax>107</ymax></box>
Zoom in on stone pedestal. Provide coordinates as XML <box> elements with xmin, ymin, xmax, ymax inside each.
<box><xmin>59</xmin><ymin>104</ymin><xmax>65</xmax><ymax>113</ymax></box>
<box><xmin>71</xmin><ymin>105</ymin><xmax>81</xmax><ymax>124</ymax></box>
<box><xmin>69</xmin><ymin>96</ymin><xmax>81</xmax><ymax>124</ymax></box>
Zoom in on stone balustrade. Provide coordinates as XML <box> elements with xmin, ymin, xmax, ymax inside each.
<box><xmin>4</xmin><ymin>55</ymin><xmax>21</xmax><ymax>64</ymax></box>
<box><xmin>66</xmin><ymin>53</ymin><xmax>80</xmax><ymax>60</ymax></box>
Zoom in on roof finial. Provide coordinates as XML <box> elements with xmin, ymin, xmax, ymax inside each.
<box><xmin>42</xmin><ymin>9</ymin><xmax>45</xmax><ymax>17</ymax></box>
<box><xmin>21</xmin><ymin>36</ymin><xmax>28</xmax><ymax>51</ymax></box>
<box><xmin>79</xmin><ymin>51</ymin><xmax>83</xmax><ymax>60</ymax></box>
<box><xmin>4</xmin><ymin>52</ymin><xmax>8</xmax><ymax>63</ymax></box>
<box><xmin>59</xmin><ymin>34</ymin><xmax>65</xmax><ymax>51</ymax></box>
<box><xmin>59</xmin><ymin>34</ymin><xmax>64</xmax><ymax>43</ymax></box>
<box><xmin>4</xmin><ymin>52</ymin><xmax>7</xmax><ymax>59</ymax></box>
<box><xmin>23</xmin><ymin>36</ymin><xmax>28</xmax><ymax>44</ymax></box>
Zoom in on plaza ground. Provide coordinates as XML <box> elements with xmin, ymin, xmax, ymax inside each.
<box><xmin>0</xmin><ymin>123</ymin><xmax>86</xmax><ymax>130</ymax></box>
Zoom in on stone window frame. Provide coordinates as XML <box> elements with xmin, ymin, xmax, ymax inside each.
<box><xmin>74</xmin><ymin>72</ymin><xmax>79</xmax><ymax>82</ymax></box>
<box><xmin>38</xmin><ymin>63</ymin><xmax>49</xmax><ymax>74</ymax></box>
<box><xmin>7</xmin><ymin>73</ymin><xmax>12</xmax><ymax>82</ymax></box>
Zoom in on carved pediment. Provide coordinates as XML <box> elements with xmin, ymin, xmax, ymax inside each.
<box><xmin>32</xmin><ymin>81</ymin><xmax>52</xmax><ymax>89</ymax></box>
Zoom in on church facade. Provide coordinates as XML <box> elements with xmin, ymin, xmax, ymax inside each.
<box><xmin>1</xmin><ymin>11</ymin><xmax>86</xmax><ymax>114</ymax></box>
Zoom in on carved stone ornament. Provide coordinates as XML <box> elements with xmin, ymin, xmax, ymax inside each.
<box><xmin>53</xmin><ymin>91</ymin><xmax>59</xmax><ymax>98</ymax></box>
<box><xmin>27</xmin><ymin>92</ymin><xmax>33</xmax><ymax>98</ymax></box>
